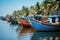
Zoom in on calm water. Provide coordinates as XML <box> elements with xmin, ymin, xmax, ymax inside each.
<box><xmin>0</xmin><ymin>20</ymin><xmax>18</xmax><ymax>40</ymax></box>
<box><xmin>0</xmin><ymin>20</ymin><xmax>60</xmax><ymax>40</ymax></box>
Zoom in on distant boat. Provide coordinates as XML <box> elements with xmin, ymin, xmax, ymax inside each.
<box><xmin>6</xmin><ymin>16</ymin><xmax>18</xmax><ymax>25</ymax></box>
<box><xmin>0</xmin><ymin>16</ymin><xmax>6</xmax><ymax>21</ymax></box>
<box><xmin>16</xmin><ymin>16</ymin><xmax>31</xmax><ymax>28</ymax></box>
<box><xmin>27</xmin><ymin>16</ymin><xmax>60</xmax><ymax>31</ymax></box>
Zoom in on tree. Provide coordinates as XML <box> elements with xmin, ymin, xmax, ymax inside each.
<box><xmin>25</xmin><ymin>7</ymin><xmax>29</xmax><ymax>16</ymax></box>
<box><xmin>23</xmin><ymin>6</ymin><xmax>26</xmax><ymax>10</ymax></box>
<box><xmin>36</xmin><ymin>2</ymin><xmax>40</xmax><ymax>10</ymax></box>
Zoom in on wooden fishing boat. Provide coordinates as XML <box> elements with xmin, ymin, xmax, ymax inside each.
<box><xmin>27</xmin><ymin>16</ymin><xmax>60</xmax><ymax>31</ymax></box>
<box><xmin>16</xmin><ymin>16</ymin><xmax>31</xmax><ymax>28</ymax></box>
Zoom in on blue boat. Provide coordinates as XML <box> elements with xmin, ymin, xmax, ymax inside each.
<box><xmin>27</xmin><ymin>16</ymin><xmax>60</xmax><ymax>31</ymax></box>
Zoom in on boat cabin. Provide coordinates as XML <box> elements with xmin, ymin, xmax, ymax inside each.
<box><xmin>49</xmin><ymin>15</ymin><xmax>60</xmax><ymax>24</ymax></box>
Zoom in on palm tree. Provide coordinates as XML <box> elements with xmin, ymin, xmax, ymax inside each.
<box><xmin>6</xmin><ymin>14</ymin><xmax>12</xmax><ymax>18</ymax></box>
<box><xmin>41</xmin><ymin>0</ymin><xmax>60</xmax><ymax>15</ymax></box>
<box><xmin>35</xmin><ymin>2</ymin><xmax>40</xmax><ymax>10</ymax></box>
<box><xmin>23</xmin><ymin>6</ymin><xmax>26</xmax><ymax>10</ymax></box>
<box><xmin>29</xmin><ymin>6</ymin><xmax>37</xmax><ymax>16</ymax></box>
<box><xmin>25</xmin><ymin>7</ymin><xmax>29</xmax><ymax>16</ymax></box>
<box><xmin>19</xmin><ymin>6</ymin><xmax>26</xmax><ymax>16</ymax></box>
<box><xmin>12</xmin><ymin>11</ymin><xmax>17</xmax><ymax>16</ymax></box>
<box><xmin>17</xmin><ymin>10</ymin><xmax>20</xmax><ymax>16</ymax></box>
<box><xmin>35</xmin><ymin>2</ymin><xmax>41</xmax><ymax>15</ymax></box>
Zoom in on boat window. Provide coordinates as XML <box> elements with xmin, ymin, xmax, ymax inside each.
<box><xmin>52</xmin><ymin>17</ymin><xmax>55</xmax><ymax>23</ymax></box>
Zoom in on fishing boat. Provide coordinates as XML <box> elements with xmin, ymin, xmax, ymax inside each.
<box><xmin>16</xmin><ymin>16</ymin><xmax>31</xmax><ymax>28</ymax></box>
<box><xmin>0</xmin><ymin>16</ymin><xmax>6</xmax><ymax>21</ymax></box>
<box><xmin>27</xmin><ymin>15</ymin><xmax>60</xmax><ymax>31</ymax></box>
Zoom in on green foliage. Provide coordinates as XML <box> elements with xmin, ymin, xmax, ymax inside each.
<box><xmin>36</xmin><ymin>2</ymin><xmax>40</xmax><ymax>10</ymax></box>
<box><xmin>6</xmin><ymin>0</ymin><xmax>60</xmax><ymax>17</ymax></box>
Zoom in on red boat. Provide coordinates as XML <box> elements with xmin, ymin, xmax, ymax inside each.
<box><xmin>16</xmin><ymin>16</ymin><xmax>31</xmax><ymax>28</ymax></box>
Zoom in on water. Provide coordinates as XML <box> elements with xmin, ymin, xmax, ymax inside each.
<box><xmin>31</xmin><ymin>32</ymin><xmax>60</xmax><ymax>40</ymax></box>
<box><xmin>0</xmin><ymin>20</ymin><xmax>60</xmax><ymax>40</ymax></box>
<box><xmin>0</xmin><ymin>20</ymin><xmax>18</xmax><ymax>40</ymax></box>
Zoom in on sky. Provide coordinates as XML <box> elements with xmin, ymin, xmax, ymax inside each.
<box><xmin>0</xmin><ymin>0</ymin><xmax>44</xmax><ymax>16</ymax></box>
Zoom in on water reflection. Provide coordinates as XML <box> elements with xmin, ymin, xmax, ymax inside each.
<box><xmin>0</xmin><ymin>20</ymin><xmax>60</xmax><ymax>40</ymax></box>
<box><xmin>31</xmin><ymin>32</ymin><xmax>60</xmax><ymax>40</ymax></box>
<box><xmin>18</xmin><ymin>27</ymin><xmax>60</xmax><ymax>40</ymax></box>
<box><xmin>0</xmin><ymin>20</ymin><xmax>18</xmax><ymax>40</ymax></box>
<box><xmin>18</xmin><ymin>28</ymin><xmax>35</xmax><ymax>40</ymax></box>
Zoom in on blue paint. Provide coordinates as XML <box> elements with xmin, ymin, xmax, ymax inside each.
<box><xmin>27</xmin><ymin>17</ymin><xmax>60</xmax><ymax>31</ymax></box>
<box><xmin>49</xmin><ymin>17</ymin><xmax>52</xmax><ymax>23</ymax></box>
<box><xmin>27</xmin><ymin>16</ymin><xmax>33</xmax><ymax>26</ymax></box>
<box><xmin>56</xmin><ymin>16</ymin><xmax>58</xmax><ymax>22</ymax></box>
<box><xmin>30</xmin><ymin>20</ymin><xmax>60</xmax><ymax>31</ymax></box>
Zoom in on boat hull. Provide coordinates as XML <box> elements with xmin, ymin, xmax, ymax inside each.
<box><xmin>16</xmin><ymin>17</ymin><xmax>31</xmax><ymax>28</ymax></box>
<box><xmin>20</xmin><ymin>21</ymin><xmax>31</xmax><ymax>28</ymax></box>
<box><xmin>28</xmin><ymin>18</ymin><xmax>60</xmax><ymax>31</ymax></box>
